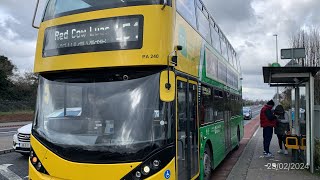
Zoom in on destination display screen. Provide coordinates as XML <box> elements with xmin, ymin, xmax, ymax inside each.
<box><xmin>43</xmin><ymin>15</ymin><xmax>143</xmax><ymax>57</ymax></box>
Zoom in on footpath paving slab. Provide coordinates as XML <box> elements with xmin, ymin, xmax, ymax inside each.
<box><xmin>227</xmin><ymin>127</ymin><xmax>320</xmax><ymax>180</ymax></box>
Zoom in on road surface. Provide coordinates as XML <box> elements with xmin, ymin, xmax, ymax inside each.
<box><xmin>0</xmin><ymin>152</ymin><xmax>28</xmax><ymax>180</ymax></box>
<box><xmin>244</xmin><ymin>105</ymin><xmax>262</xmax><ymax>125</ymax></box>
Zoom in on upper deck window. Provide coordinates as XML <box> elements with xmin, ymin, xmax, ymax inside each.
<box><xmin>43</xmin><ymin>0</ymin><xmax>162</xmax><ymax>21</ymax></box>
<box><xmin>196</xmin><ymin>7</ymin><xmax>210</xmax><ymax>44</ymax></box>
<box><xmin>176</xmin><ymin>0</ymin><xmax>197</xmax><ymax>28</ymax></box>
<box><xmin>210</xmin><ymin>24</ymin><xmax>221</xmax><ymax>53</ymax></box>
<box><xmin>220</xmin><ymin>37</ymin><xmax>229</xmax><ymax>61</ymax></box>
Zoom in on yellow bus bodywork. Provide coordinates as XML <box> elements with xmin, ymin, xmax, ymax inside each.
<box><xmin>29</xmin><ymin>135</ymin><xmax>176</xmax><ymax>180</ymax></box>
<box><xmin>34</xmin><ymin>5</ymin><xmax>174</xmax><ymax>73</ymax></box>
<box><xmin>174</xmin><ymin>14</ymin><xmax>201</xmax><ymax>78</ymax></box>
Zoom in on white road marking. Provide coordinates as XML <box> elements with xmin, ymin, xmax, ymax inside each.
<box><xmin>253</xmin><ymin>128</ymin><xmax>260</xmax><ymax>137</ymax></box>
<box><xmin>0</xmin><ymin>131</ymin><xmax>16</xmax><ymax>134</ymax></box>
<box><xmin>0</xmin><ymin>164</ymin><xmax>23</xmax><ymax>180</ymax></box>
<box><xmin>269</xmin><ymin>159</ymin><xmax>280</xmax><ymax>161</ymax></box>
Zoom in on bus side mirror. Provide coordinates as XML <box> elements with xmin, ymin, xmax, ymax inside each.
<box><xmin>175</xmin><ymin>45</ymin><xmax>183</xmax><ymax>51</ymax></box>
<box><xmin>160</xmin><ymin>71</ymin><xmax>175</xmax><ymax>102</ymax></box>
<box><xmin>32</xmin><ymin>0</ymin><xmax>40</xmax><ymax>29</ymax></box>
<box><xmin>32</xmin><ymin>0</ymin><xmax>47</xmax><ymax>29</ymax></box>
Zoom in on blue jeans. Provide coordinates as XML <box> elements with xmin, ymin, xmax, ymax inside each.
<box><xmin>263</xmin><ymin>127</ymin><xmax>273</xmax><ymax>153</ymax></box>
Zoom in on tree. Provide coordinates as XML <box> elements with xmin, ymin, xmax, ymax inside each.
<box><xmin>11</xmin><ymin>71</ymin><xmax>38</xmax><ymax>102</ymax></box>
<box><xmin>290</xmin><ymin>28</ymin><xmax>320</xmax><ymax>67</ymax></box>
<box><xmin>0</xmin><ymin>55</ymin><xmax>15</xmax><ymax>77</ymax></box>
<box><xmin>280</xmin><ymin>89</ymin><xmax>291</xmax><ymax>110</ymax></box>
<box><xmin>281</xmin><ymin>28</ymin><xmax>320</xmax><ymax>106</ymax></box>
<box><xmin>0</xmin><ymin>55</ymin><xmax>16</xmax><ymax>99</ymax></box>
<box><xmin>0</xmin><ymin>55</ymin><xmax>38</xmax><ymax>112</ymax></box>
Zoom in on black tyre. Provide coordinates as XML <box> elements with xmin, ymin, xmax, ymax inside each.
<box><xmin>203</xmin><ymin>144</ymin><xmax>212</xmax><ymax>180</ymax></box>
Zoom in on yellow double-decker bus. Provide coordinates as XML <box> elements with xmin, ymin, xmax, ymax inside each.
<box><xmin>30</xmin><ymin>0</ymin><xmax>243</xmax><ymax>180</ymax></box>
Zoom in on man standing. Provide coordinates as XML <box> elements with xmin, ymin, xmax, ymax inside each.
<box><xmin>260</xmin><ymin>100</ymin><xmax>277</xmax><ymax>157</ymax></box>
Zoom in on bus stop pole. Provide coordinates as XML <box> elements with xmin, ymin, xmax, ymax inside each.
<box><xmin>293</xmin><ymin>85</ymin><xmax>300</xmax><ymax>162</ymax></box>
<box><xmin>306</xmin><ymin>78</ymin><xmax>311</xmax><ymax>168</ymax></box>
<box><xmin>295</xmin><ymin>85</ymin><xmax>300</xmax><ymax>136</ymax></box>
<box><xmin>310</xmin><ymin>74</ymin><xmax>315</xmax><ymax>173</ymax></box>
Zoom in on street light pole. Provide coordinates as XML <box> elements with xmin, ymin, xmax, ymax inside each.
<box><xmin>273</xmin><ymin>34</ymin><xmax>280</xmax><ymax>104</ymax></box>
<box><xmin>274</xmin><ymin>34</ymin><xmax>278</xmax><ymax>63</ymax></box>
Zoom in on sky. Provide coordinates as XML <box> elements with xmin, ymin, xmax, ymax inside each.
<box><xmin>0</xmin><ymin>0</ymin><xmax>319</xmax><ymax>100</ymax></box>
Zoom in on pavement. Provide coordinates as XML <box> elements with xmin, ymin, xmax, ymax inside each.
<box><xmin>227</xmin><ymin>125</ymin><xmax>320</xmax><ymax>180</ymax></box>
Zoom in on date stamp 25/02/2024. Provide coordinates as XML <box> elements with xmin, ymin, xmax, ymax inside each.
<box><xmin>265</xmin><ymin>163</ymin><xmax>309</xmax><ymax>171</ymax></box>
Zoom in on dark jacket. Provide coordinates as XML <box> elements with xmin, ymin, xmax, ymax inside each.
<box><xmin>274</xmin><ymin>112</ymin><xmax>290</xmax><ymax>135</ymax></box>
<box><xmin>260</xmin><ymin>105</ymin><xmax>277</xmax><ymax>128</ymax></box>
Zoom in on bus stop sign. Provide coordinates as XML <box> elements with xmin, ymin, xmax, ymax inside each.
<box><xmin>281</xmin><ymin>48</ymin><xmax>306</xmax><ymax>59</ymax></box>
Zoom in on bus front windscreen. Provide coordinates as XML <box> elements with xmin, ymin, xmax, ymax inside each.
<box><xmin>44</xmin><ymin>0</ymin><xmax>162</xmax><ymax>21</ymax></box>
<box><xmin>33</xmin><ymin>72</ymin><xmax>173</xmax><ymax>163</ymax></box>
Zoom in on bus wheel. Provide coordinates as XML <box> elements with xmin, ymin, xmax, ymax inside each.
<box><xmin>203</xmin><ymin>144</ymin><xmax>212</xmax><ymax>180</ymax></box>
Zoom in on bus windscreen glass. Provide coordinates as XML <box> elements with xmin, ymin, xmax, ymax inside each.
<box><xmin>33</xmin><ymin>72</ymin><xmax>173</xmax><ymax>163</ymax></box>
<box><xmin>43</xmin><ymin>15</ymin><xmax>143</xmax><ymax>57</ymax></box>
<box><xmin>43</xmin><ymin>0</ymin><xmax>162</xmax><ymax>21</ymax></box>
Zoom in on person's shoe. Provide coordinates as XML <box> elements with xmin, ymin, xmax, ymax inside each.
<box><xmin>277</xmin><ymin>149</ymin><xmax>284</xmax><ymax>154</ymax></box>
<box><xmin>284</xmin><ymin>150</ymin><xmax>288</xmax><ymax>155</ymax></box>
<box><xmin>265</xmin><ymin>153</ymin><xmax>274</xmax><ymax>158</ymax></box>
<box><xmin>263</xmin><ymin>151</ymin><xmax>267</xmax><ymax>155</ymax></box>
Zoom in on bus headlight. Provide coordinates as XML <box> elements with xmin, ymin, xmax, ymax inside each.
<box><xmin>135</xmin><ymin>171</ymin><xmax>141</xmax><ymax>178</ymax></box>
<box><xmin>30</xmin><ymin>150</ymin><xmax>34</xmax><ymax>158</ymax></box>
<box><xmin>142</xmin><ymin>165</ymin><xmax>150</xmax><ymax>175</ymax></box>
<box><xmin>152</xmin><ymin>160</ymin><xmax>160</xmax><ymax>169</ymax></box>
<box><xmin>29</xmin><ymin>148</ymin><xmax>49</xmax><ymax>175</ymax></box>
<box><xmin>31</xmin><ymin>157</ymin><xmax>38</xmax><ymax>164</ymax></box>
<box><xmin>121</xmin><ymin>145</ymin><xmax>174</xmax><ymax>180</ymax></box>
<box><xmin>36</xmin><ymin>161</ymin><xmax>42</xmax><ymax>171</ymax></box>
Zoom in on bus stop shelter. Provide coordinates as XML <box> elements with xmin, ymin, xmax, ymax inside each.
<box><xmin>263</xmin><ymin>66</ymin><xmax>320</xmax><ymax>173</ymax></box>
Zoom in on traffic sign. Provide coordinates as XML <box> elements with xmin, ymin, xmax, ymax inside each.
<box><xmin>281</xmin><ymin>48</ymin><xmax>306</xmax><ymax>59</ymax></box>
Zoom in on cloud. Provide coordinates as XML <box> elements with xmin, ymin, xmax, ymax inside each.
<box><xmin>242</xmin><ymin>87</ymin><xmax>276</xmax><ymax>100</ymax></box>
<box><xmin>0</xmin><ymin>14</ymin><xmax>20</xmax><ymax>40</ymax></box>
<box><xmin>0</xmin><ymin>1</ymin><xmax>38</xmax><ymax>72</ymax></box>
<box><xmin>0</xmin><ymin>0</ymin><xmax>38</xmax><ymax>40</ymax></box>
<box><xmin>202</xmin><ymin>0</ymin><xmax>255</xmax><ymax>23</ymax></box>
<box><xmin>204</xmin><ymin>0</ymin><xmax>320</xmax><ymax>100</ymax></box>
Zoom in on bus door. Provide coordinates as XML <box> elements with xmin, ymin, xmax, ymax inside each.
<box><xmin>176</xmin><ymin>78</ymin><xmax>199</xmax><ymax>180</ymax></box>
<box><xmin>224</xmin><ymin>92</ymin><xmax>232</xmax><ymax>153</ymax></box>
